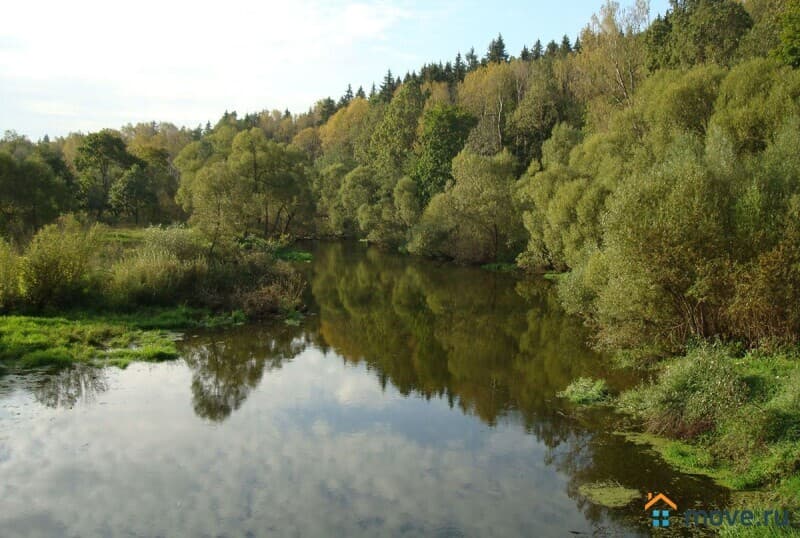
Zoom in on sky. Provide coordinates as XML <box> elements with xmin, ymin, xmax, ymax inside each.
<box><xmin>0</xmin><ymin>0</ymin><xmax>670</xmax><ymax>140</ymax></box>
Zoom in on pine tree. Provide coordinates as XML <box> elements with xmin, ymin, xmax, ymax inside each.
<box><xmin>454</xmin><ymin>52</ymin><xmax>466</xmax><ymax>81</ymax></box>
<box><xmin>338</xmin><ymin>84</ymin><xmax>354</xmax><ymax>108</ymax></box>
<box><xmin>465</xmin><ymin>47</ymin><xmax>479</xmax><ymax>70</ymax></box>
<box><xmin>379</xmin><ymin>69</ymin><xmax>396</xmax><ymax>103</ymax></box>
<box><xmin>444</xmin><ymin>61</ymin><xmax>454</xmax><ymax>83</ymax></box>
<box><xmin>520</xmin><ymin>45</ymin><xmax>531</xmax><ymax>61</ymax></box>
<box><xmin>486</xmin><ymin>33</ymin><xmax>509</xmax><ymax>63</ymax></box>
<box><xmin>317</xmin><ymin>97</ymin><xmax>336</xmax><ymax>124</ymax></box>
<box><xmin>532</xmin><ymin>39</ymin><xmax>543</xmax><ymax>60</ymax></box>
<box><xmin>573</xmin><ymin>36</ymin><xmax>581</xmax><ymax>53</ymax></box>
<box><xmin>356</xmin><ymin>85</ymin><xmax>366</xmax><ymax>99</ymax></box>
<box><xmin>545</xmin><ymin>40</ymin><xmax>559</xmax><ymax>57</ymax></box>
<box><xmin>560</xmin><ymin>34</ymin><xmax>572</xmax><ymax>55</ymax></box>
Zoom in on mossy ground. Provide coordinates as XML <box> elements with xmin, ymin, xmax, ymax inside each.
<box><xmin>0</xmin><ymin>307</ymin><xmax>245</xmax><ymax>371</ymax></box>
<box><xmin>577</xmin><ymin>481</ymin><xmax>640</xmax><ymax>508</ymax></box>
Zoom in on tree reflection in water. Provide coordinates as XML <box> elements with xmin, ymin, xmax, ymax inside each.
<box><xmin>32</xmin><ymin>364</ymin><xmax>109</xmax><ymax>409</ymax></box>
<box><xmin>181</xmin><ymin>324</ymin><xmax>313</xmax><ymax>421</ymax></box>
<box><xmin>0</xmin><ymin>241</ymin><xmax>732</xmax><ymax>535</ymax></box>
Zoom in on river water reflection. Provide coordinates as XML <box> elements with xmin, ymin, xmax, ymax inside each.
<box><xmin>0</xmin><ymin>242</ymin><xmax>728</xmax><ymax>537</ymax></box>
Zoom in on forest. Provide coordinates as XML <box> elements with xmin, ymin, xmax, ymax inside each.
<box><xmin>2</xmin><ymin>0</ymin><xmax>800</xmax><ymax>504</ymax></box>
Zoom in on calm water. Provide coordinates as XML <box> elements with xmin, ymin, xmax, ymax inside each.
<box><xmin>0</xmin><ymin>242</ymin><xmax>729</xmax><ymax>537</ymax></box>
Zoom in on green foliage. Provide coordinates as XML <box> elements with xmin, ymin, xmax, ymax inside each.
<box><xmin>777</xmin><ymin>0</ymin><xmax>800</xmax><ymax>67</ymax></box>
<box><xmin>0</xmin><ymin>239</ymin><xmax>20</xmax><ymax>310</ymax></box>
<box><xmin>75</xmin><ymin>130</ymin><xmax>140</xmax><ymax>220</ymax></box>
<box><xmin>409</xmin><ymin>150</ymin><xmax>524</xmax><ymax>263</ymax></box>
<box><xmin>646</xmin><ymin>0</ymin><xmax>753</xmax><ymax>69</ymax></box>
<box><xmin>369</xmin><ymin>82</ymin><xmax>425</xmax><ymax>180</ymax></box>
<box><xmin>411</xmin><ymin>105</ymin><xmax>476</xmax><ymax>204</ymax></box>
<box><xmin>0</xmin><ymin>139</ymin><xmax>72</xmax><ymax>239</ymax></box>
<box><xmin>109</xmin><ymin>163</ymin><xmax>156</xmax><ymax>224</ymax></box>
<box><xmin>19</xmin><ymin>216</ymin><xmax>101</xmax><ymax>308</ymax></box>
<box><xmin>620</xmin><ymin>346</ymin><xmax>800</xmax><ymax>501</ymax></box>
<box><xmin>108</xmin><ymin>245</ymin><xmax>205</xmax><ymax>307</ymax></box>
<box><xmin>619</xmin><ymin>345</ymin><xmax>749</xmax><ymax>438</ymax></box>
<box><xmin>558</xmin><ymin>377</ymin><xmax>610</xmax><ymax>404</ymax></box>
<box><xmin>459</xmin><ymin>62</ymin><xmax>516</xmax><ymax>155</ymax></box>
<box><xmin>540</xmin><ymin>123</ymin><xmax>583</xmax><ymax>169</ymax></box>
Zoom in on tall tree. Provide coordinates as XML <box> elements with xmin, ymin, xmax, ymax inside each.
<box><xmin>379</xmin><ymin>70</ymin><xmax>397</xmax><ymax>103</ymax></box>
<box><xmin>560</xmin><ymin>34</ymin><xmax>573</xmax><ymax>55</ymax></box>
<box><xmin>338</xmin><ymin>84</ymin><xmax>354</xmax><ymax>108</ymax></box>
<box><xmin>74</xmin><ymin>130</ymin><xmax>138</xmax><ymax>220</ymax></box>
<box><xmin>486</xmin><ymin>33</ymin><xmax>509</xmax><ymax>63</ymax></box>
<box><xmin>454</xmin><ymin>52</ymin><xmax>467</xmax><ymax>81</ymax></box>
<box><xmin>532</xmin><ymin>39</ymin><xmax>544</xmax><ymax>60</ymax></box>
<box><xmin>411</xmin><ymin>105</ymin><xmax>477</xmax><ymax>204</ymax></box>
<box><xmin>465</xmin><ymin>47</ymin><xmax>479</xmax><ymax>70</ymax></box>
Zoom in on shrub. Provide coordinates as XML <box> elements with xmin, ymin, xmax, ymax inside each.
<box><xmin>141</xmin><ymin>225</ymin><xmax>205</xmax><ymax>260</ymax></box>
<box><xmin>108</xmin><ymin>247</ymin><xmax>206</xmax><ymax>307</ymax></box>
<box><xmin>620</xmin><ymin>345</ymin><xmax>749</xmax><ymax>438</ymax></box>
<box><xmin>0</xmin><ymin>239</ymin><xmax>20</xmax><ymax>311</ymax></box>
<box><xmin>558</xmin><ymin>377</ymin><xmax>610</xmax><ymax>405</ymax></box>
<box><xmin>236</xmin><ymin>266</ymin><xmax>305</xmax><ymax>318</ymax></box>
<box><xmin>19</xmin><ymin>216</ymin><xmax>100</xmax><ymax>308</ymax></box>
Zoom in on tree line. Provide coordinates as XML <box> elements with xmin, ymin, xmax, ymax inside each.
<box><xmin>2</xmin><ymin>0</ymin><xmax>800</xmax><ymax>350</ymax></box>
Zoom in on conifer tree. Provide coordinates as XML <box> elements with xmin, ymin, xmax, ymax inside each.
<box><xmin>532</xmin><ymin>39</ymin><xmax>543</xmax><ymax>60</ymax></box>
<box><xmin>486</xmin><ymin>33</ymin><xmax>509</xmax><ymax>63</ymax></box>
<box><xmin>465</xmin><ymin>47</ymin><xmax>479</xmax><ymax>70</ymax></box>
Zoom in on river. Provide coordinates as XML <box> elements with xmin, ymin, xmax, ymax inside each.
<box><xmin>0</xmin><ymin>241</ymin><xmax>729</xmax><ymax>537</ymax></box>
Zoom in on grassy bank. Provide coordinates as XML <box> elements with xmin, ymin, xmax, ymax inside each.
<box><xmin>0</xmin><ymin>307</ymin><xmax>254</xmax><ymax>371</ymax></box>
<box><xmin>615</xmin><ymin>344</ymin><xmax>800</xmax><ymax>506</ymax></box>
<box><xmin>0</xmin><ymin>220</ymin><xmax>312</xmax><ymax>371</ymax></box>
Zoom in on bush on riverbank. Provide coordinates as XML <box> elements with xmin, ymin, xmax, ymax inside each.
<box><xmin>0</xmin><ymin>217</ymin><xmax>306</xmax><ymax>319</ymax></box>
<box><xmin>619</xmin><ymin>344</ymin><xmax>800</xmax><ymax>503</ymax></box>
<box><xmin>558</xmin><ymin>377</ymin><xmax>610</xmax><ymax>405</ymax></box>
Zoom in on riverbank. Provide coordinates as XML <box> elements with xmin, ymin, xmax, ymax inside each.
<box><xmin>0</xmin><ymin>307</ymin><xmax>248</xmax><ymax>371</ymax></box>
<box><xmin>0</xmin><ymin>221</ymin><xmax>312</xmax><ymax>372</ymax></box>
<box><xmin>564</xmin><ymin>344</ymin><xmax>800</xmax><ymax>508</ymax></box>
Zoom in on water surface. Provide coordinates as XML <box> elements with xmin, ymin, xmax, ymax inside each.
<box><xmin>0</xmin><ymin>242</ymin><xmax>728</xmax><ymax>537</ymax></box>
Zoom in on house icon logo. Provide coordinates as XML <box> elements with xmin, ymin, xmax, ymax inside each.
<box><xmin>645</xmin><ymin>492</ymin><xmax>677</xmax><ymax>528</ymax></box>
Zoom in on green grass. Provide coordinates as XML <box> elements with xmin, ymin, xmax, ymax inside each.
<box><xmin>0</xmin><ymin>314</ymin><xmax>182</xmax><ymax>370</ymax></box>
<box><xmin>558</xmin><ymin>377</ymin><xmax>610</xmax><ymax>405</ymax></box>
<box><xmin>480</xmin><ymin>262</ymin><xmax>518</xmax><ymax>272</ymax></box>
<box><xmin>616</xmin><ymin>345</ymin><xmax>800</xmax><ymax>506</ymax></box>
<box><xmin>275</xmin><ymin>249</ymin><xmax>313</xmax><ymax>262</ymax></box>
<box><xmin>97</xmin><ymin>227</ymin><xmax>148</xmax><ymax>248</ymax></box>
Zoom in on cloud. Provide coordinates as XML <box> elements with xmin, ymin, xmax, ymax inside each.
<box><xmin>0</xmin><ymin>350</ymin><xmax>622</xmax><ymax>537</ymax></box>
<box><xmin>0</xmin><ymin>0</ymin><xmax>416</xmax><ymax>137</ymax></box>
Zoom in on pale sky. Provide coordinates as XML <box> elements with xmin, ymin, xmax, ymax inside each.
<box><xmin>1</xmin><ymin>0</ymin><xmax>670</xmax><ymax>140</ymax></box>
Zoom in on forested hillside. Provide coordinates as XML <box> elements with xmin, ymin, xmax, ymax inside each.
<box><xmin>2</xmin><ymin>0</ymin><xmax>799</xmax><ymax>352</ymax></box>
